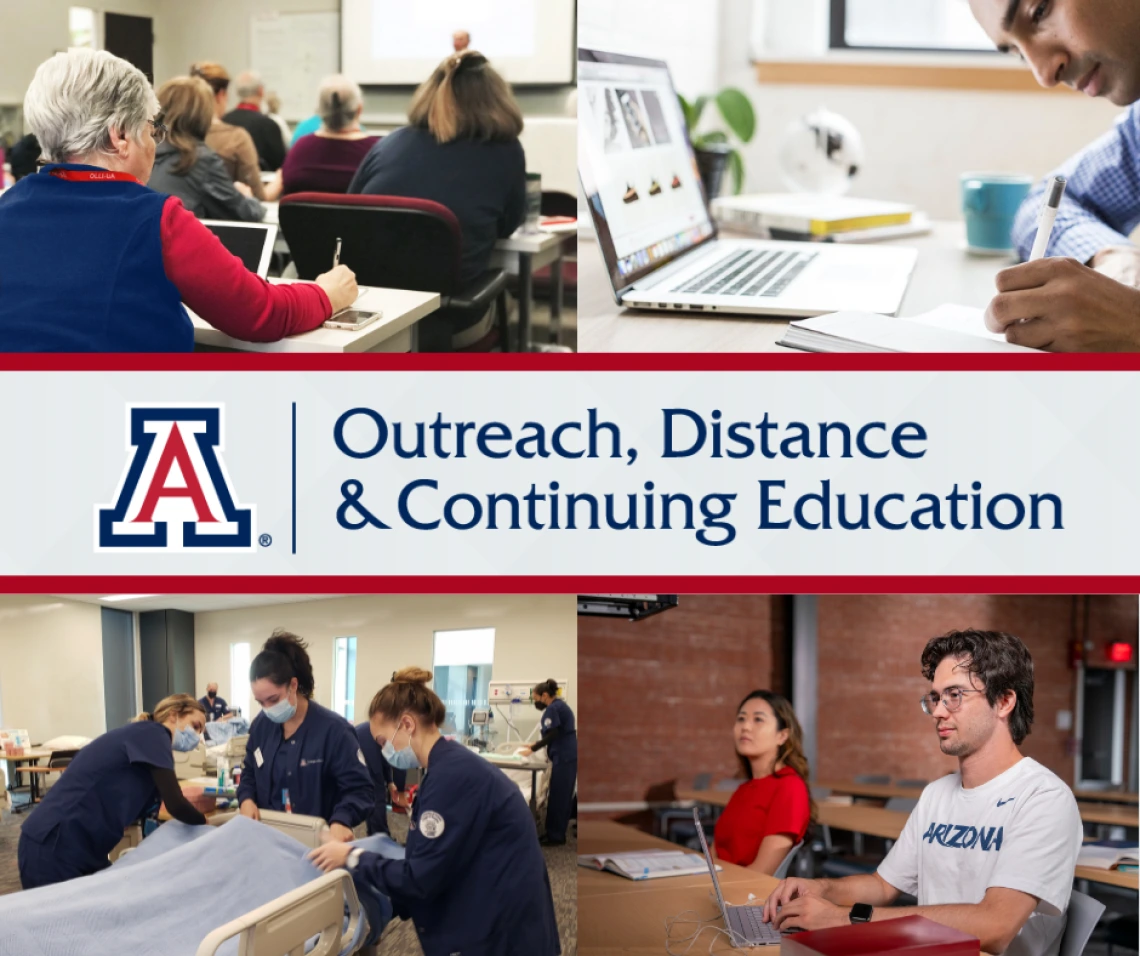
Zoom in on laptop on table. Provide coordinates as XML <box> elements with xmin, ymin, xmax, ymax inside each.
<box><xmin>578</xmin><ymin>49</ymin><xmax>917</xmax><ymax>318</ymax></box>
<box><xmin>692</xmin><ymin>809</ymin><xmax>783</xmax><ymax>947</ymax></box>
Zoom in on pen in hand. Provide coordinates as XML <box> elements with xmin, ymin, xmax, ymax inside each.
<box><xmin>1028</xmin><ymin>176</ymin><xmax>1066</xmax><ymax>261</ymax></box>
<box><xmin>333</xmin><ymin>237</ymin><xmax>342</xmax><ymax>269</ymax></box>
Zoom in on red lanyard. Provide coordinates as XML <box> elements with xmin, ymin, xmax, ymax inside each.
<box><xmin>49</xmin><ymin>168</ymin><xmax>141</xmax><ymax>185</ymax></box>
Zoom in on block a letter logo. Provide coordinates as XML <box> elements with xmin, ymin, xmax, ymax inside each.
<box><xmin>96</xmin><ymin>405</ymin><xmax>255</xmax><ymax>551</ymax></box>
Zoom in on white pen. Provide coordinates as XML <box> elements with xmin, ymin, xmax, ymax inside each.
<box><xmin>333</xmin><ymin>237</ymin><xmax>342</xmax><ymax>269</ymax></box>
<box><xmin>1028</xmin><ymin>176</ymin><xmax>1067</xmax><ymax>261</ymax></box>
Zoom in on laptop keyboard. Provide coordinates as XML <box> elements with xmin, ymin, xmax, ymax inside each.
<box><xmin>731</xmin><ymin>906</ymin><xmax>782</xmax><ymax>943</ymax></box>
<box><xmin>673</xmin><ymin>250</ymin><xmax>818</xmax><ymax>298</ymax></box>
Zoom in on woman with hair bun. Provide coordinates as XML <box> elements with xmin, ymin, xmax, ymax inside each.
<box><xmin>237</xmin><ymin>630</ymin><xmax>373</xmax><ymax>842</ymax></box>
<box><xmin>308</xmin><ymin>667</ymin><xmax>560</xmax><ymax>956</ymax></box>
<box><xmin>519</xmin><ymin>679</ymin><xmax>576</xmax><ymax>846</ymax></box>
<box><xmin>17</xmin><ymin>694</ymin><xmax>208</xmax><ymax>889</ymax></box>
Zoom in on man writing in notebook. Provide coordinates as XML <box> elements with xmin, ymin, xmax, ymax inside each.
<box><xmin>763</xmin><ymin>630</ymin><xmax>1082</xmax><ymax>956</ymax></box>
<box><xmin>969</xmin><ymin>0</ymin><xmax>1140</xmax><ymax>350</ymax></box>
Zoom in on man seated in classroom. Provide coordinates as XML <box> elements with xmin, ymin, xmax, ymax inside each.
<box><xmin>968</xmin><ymin>0</ymin><xmax>1140</xmax><ymax>351</ymax></box>
<box><xmin>223</xmin><ymin>70</ymin><xmax>287</xmax><ymax>172</ymax></box>
<box><xmin>764</xmin><ymin>629</ymin><xmax>1082</xmax><ymax>956</ymax></box>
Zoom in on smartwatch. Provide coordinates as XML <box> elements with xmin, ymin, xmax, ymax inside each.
<box><xmin>849</xmin><ymin>903</ymin><xmax>873</xmax><ymax>924</ymax></box>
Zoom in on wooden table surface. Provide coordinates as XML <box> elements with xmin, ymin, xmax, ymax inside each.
<box><xmin>816</xmin><ymin>779</ymin><xmax>927</xmax><ymax>800</ymax></box>
<box><xmin>1074</xmin><ymin>789</ymin><xmax>1140</xmax><ymax>805</ymax></box>
<box><xmin>1076</xmin><ymin>802</ymin><xmax>1140</xmax><ymax>827</ymax></box>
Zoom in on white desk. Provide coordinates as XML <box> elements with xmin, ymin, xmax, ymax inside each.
<box><xmin>579</xmin><ymin>220</ymin><xmax>1009</xmax><ymax>353</ymax></box>
<box><xmin>263</xmin><ymin>202</ymin><xmax>570</xmax><ymax>352</ymax></box>
<box><xmin>190</xmin><ymin>280</ymin><xmax>440</xmax><ymax>353</ymax></box>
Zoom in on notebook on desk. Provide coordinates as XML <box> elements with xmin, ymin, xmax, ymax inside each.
<box><xmin>778</xmin><ymin>305</ymin><xmax>1038</xmax><ymax>353</ymax></box>
<box><xmin>577</xmin><ymin>848</ymin><xmax>715</xmax><ymax>880</ymax></box>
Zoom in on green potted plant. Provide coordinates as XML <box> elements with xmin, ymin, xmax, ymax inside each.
<box><xmin>678</xmin><ymin>88</ymin><xmax>756</xmax><ymax>199</ymax></box>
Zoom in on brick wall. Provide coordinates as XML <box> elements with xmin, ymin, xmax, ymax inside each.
<box><xmin>815</xmin><ymin>595</ymin><xmax>1138</xmax><ymax>787</ymax></box>
<box><xmin>578</xmin><ymin>595</ymin><xmax>786</xmax><ymax>805</ymax></box>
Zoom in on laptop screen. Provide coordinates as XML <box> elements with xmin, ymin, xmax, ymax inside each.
<box><xmin>203</xmin><ymin>222</ymin><xmax>274</xmax><ymax>276</ymax></box>
<box><xmin>579</xmin><ymin>48</ymin><xmax>716</xmax><ymax>292</ymax></box>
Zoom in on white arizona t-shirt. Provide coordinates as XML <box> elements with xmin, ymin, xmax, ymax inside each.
<box><xmin>877</xmin><ymin>757</ymin><xmax>1083</xmax><ymax>956</ymax></box>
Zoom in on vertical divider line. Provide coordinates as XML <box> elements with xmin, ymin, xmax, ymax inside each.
<box><xmin>291</xmin><ymin>402</ymin><xmax>297</xmax><ymax>555</ymax></box>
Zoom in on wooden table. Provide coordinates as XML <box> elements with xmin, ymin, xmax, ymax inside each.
<box><xmin>578</xmin><ymin>820</ymin><xmax>783</xmax><ymax>953</ymax></box>
<box><xmin>1074</xmin><ymin>790</ymin><xmax>1139</xmax><ymax>806</ymax></box>
<box><xmin>1076</xmin><ymin>803</ymin><xmax>1139</xmax><ymax>828</ymax></box>
<box><xmin>675</xmin><ymin>787</ymin><xmax>733</xmax><ymax>808</ymax></box>
<box><xmin>578</xmin><ymin>220</ymin><xmax>1003</xmax><ymax>353</ymax></box>
<box><xmin>1</xmin><ymin>749</ymin><xmax>55</xmax><ymax>812</ymax></box>
<box><xmin>816</xmin><ymin>780</ymin><xmax>927</xmax><ymax>801</ymax></box>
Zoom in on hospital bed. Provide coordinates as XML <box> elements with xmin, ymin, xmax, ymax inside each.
<box><xmin>3</xmin><ymin>813</ymin><xmax>396</xmax><ymax>956</ymax></box>
<box><xmin>483</xmin><ymin>742</ymin><xmax>551</xmax><ymax>824</ymax></box>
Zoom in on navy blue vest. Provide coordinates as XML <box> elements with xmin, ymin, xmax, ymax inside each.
<box><xmin>0</xmin><ymin>163</ymin><xmax>192</xmax><ymax>351</ymax></box>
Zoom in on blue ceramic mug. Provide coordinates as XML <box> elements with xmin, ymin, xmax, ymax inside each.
<box><xmin>960</xmin><ymin>172</ymin><xmax>1033</xmax><ymax>255</ymax></box>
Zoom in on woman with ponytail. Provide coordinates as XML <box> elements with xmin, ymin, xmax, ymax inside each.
<box><xmin>17</xmin><ymin>694</ymin><xmax>208</xmax><ymax>889</ymax></box>
<box><xmin>348</xmin><ymin>50</ymin><xmax>527</xmax><ymax>350</ymax></box>
<box><xmin>520</xmin><ymin>679</ymin><xmax>576</xmax><ymax>846</ymax></box>
<box><xmin>308</xmin><ymin>667</ymin><xmax>561</xmax><ymax>956</ymax></box>
<box><xmin>236</xmin><ymin>630</ymin><xmax>373</xmax><ymax>842</ymax></box>
<box><xmin>713</xmin><ymin>690</ymin><xmax>813</xmax><ymax>875</ymax></box>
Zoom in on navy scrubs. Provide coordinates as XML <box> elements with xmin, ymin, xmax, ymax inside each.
<box><xmin>353</xmin><ymin>738</ymin><xmax>560</xmax><ymax>956</ymax></box>
<box><xmin>17</xmin><ymin>721</ymin><xmax>173</xmax><ymax>889</ymax></box>
<box><xmin>199</xmin><ymin>694</ymin><xmax>229</xmax><ymax>721</ymax></box>
<box><xmin>354</xmin><ymin>721</ymin><xmax>393</xmax><ymax>835</ymax></box>
<box><xmin>541</xmin><ymin>698</ymin><xmax>577</xmax><ymax>843</ymax></box>
<box><xmin>236</xmin><ymin>700</ymin><xmax>372</xmax><ymax>827</ymax></box>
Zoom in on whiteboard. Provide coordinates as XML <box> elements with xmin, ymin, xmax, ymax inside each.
<box><xmin>251</xmin><ymin>12</ymin><xmax>341</xmax><ymax>122</ymax></box>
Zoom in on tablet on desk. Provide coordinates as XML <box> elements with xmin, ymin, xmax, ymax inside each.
<box><xmin>325</xmin><ymin>308</ymin><xmax>383</xmax><ymax>331</ymax></box>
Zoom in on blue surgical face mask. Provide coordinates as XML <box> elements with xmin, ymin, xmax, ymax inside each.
<box><xmin>263</xmin><ymin>687</ymin><xmax>297</xmax><ymax>724</ymax></box>
<box><xmin>173</xmin><ymin>725</ymin><xmax>200</xmax><ymax>752</ymax></box>
<box><xmin>382</xmin><ymin>721</ymin><xmax>420</xmax><ymax>770</ymax></box>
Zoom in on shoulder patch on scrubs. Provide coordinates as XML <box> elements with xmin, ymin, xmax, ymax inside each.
<box><xmin>358</xmin><ymin>748</ymin><xmax>366</xmax><ymax>766</ymax></box>
<box><xmin>420</xmin><ymin>811</ymin><xmax>445</xmax><ymax>839</ymax></box>
<box><xmin>543</xmin><ymin>717</ymin><xmax>552</xmax><ymax>728</ymax></box>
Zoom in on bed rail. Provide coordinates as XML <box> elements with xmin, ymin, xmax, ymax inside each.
<box><xmin>194</xmin><ymin>869</ymin><xmax>364</xmax><ymax>956</ymax></box>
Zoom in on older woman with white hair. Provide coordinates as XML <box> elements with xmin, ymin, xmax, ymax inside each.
<box><xmin>278</xmin><ymin>75</ymin><xmax>380</xmax><ymax>197</ymax></box>
<box><xmin>0</xmin><ymin>49</ymin><xmax>358</xmax><ymax>352</ymax></box>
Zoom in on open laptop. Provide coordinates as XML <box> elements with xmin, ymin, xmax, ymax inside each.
<box><xmin>692</xmin><ymin>809</ymin><xmax>782</xmax><ymax>947</ymax></box>
<box><xmin>578</xmin><ymin>49</ymin><xmax>917</xmax><ymax>318</ymax></box>
<box><xmin>201</xmin><ymin>220</ymin><xmax>278</xmax><ymax>278</ymax></box>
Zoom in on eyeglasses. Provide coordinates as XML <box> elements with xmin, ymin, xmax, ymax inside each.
<box><xmin>920</xmin><ymin>688</ymin><xmax>982</xmax><ymax>716</ymax></box>
<box><xmin>148</xmin><ymin>115</ymin><xmax>168</xmax><ymax>145</ymax></box>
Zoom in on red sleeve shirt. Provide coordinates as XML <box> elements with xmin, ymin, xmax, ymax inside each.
<box><xmin>713</xmin><ymin>766</ymin><xmax>810</xmax><ymax>867</ymax></box>
<box><xmin>159</xmin><ymin>196</ymin><xmax>332</xmax><ymax>341</ymax></box>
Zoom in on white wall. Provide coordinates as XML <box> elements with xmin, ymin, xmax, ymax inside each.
<box><xmin>0</xmin><ymin>0</ymin><xmax>164</xmax><ymax>104</ymax></box>
<box><xmin>193</xmin><ymin>594</ymin><xmax>577</xmax><ymax>745</ymax></box>
<box><xmin>153</xmin><ymin>0</ymin><xmax>575</xmax><ymax>125</ymax></box>
<box><xmin>0</xmin><ymin>595</ymin><xmax>107</xmax><ymax>742</ymax></box>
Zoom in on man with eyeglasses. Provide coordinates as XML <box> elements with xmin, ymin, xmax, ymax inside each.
<box><xmin>764</xmin><ymin>629</ymin><xmax>1082</xmax><ymax>956</ymax></box>
<box><xmin>966</xmin><ymin>0</ymin><xmax>1140</xmax><ymax>351</ymax></box>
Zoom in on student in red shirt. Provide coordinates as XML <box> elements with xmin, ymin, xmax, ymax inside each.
<box><xmin>713</xmin><ymin>689</ymin><xmax>813</xmax><ymax>874</ymax></box>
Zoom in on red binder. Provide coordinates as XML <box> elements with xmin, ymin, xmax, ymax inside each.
<box><xmin>780</xmin><ymin>915</ymin><xmax>980</xmax><ymax>955</ymax></box>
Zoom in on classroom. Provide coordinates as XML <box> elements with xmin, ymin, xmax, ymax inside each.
<box><xmin>0</xmin><ymin>593</ymin><xmax>578</xmax><ymax>956</ymax></box>
<box><xmin>577</xmin><ymin>594</ymin><xmax>1139</xmax><ymax>955</ymax></box>
<box><xmin>578</xmin><ymin>0</ymin><xmax>1140</xmax><ymax>353</ymax></box>
<box><xmin>0</xmin><ymin>1</ymin><xmax>578</xmax><ymax>354</ymax></box>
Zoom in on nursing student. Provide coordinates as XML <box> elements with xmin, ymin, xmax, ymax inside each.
<box><xmin>713</xmin><ymin>690</ymin><xmax>812</xmax><ymax>875</ymax></box>
<box><xmin>17</xmin><ymin>695</ymin><xmax>209</xmax><ymax>889</ymax></box>
<box><xmin>520</xmin><ymin>679</ymin><xmax>577</xmax><ymax>846</ymax></box>
<box><xmin>237</xmin><ymin>631</ymin><xmax>373</xmax><ymax>840</ymax></box>
<box><xmin>309</xmin><ymin>668</ymin><xmax>561</xmax><ymax>956</ymax></box>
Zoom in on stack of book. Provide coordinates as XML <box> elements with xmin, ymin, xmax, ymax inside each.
<box><xmin>712</xmin><ymin>193</ymin><xmax>929</xmax><ymax>243</ymax></box>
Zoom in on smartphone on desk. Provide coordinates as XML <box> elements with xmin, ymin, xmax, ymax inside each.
<box><xmin>324</xmin><ymin>309</ymin><xmax>383</xmax><ymax>331</ymax></box>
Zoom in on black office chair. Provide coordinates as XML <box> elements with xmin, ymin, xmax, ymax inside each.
<box><xmin>278</xmin><ymin>193</ymin><xmax>511</xmax><ymax>352</ymax></box>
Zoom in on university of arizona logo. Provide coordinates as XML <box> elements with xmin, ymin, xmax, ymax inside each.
<box><xmin>96</xmin><ymin>405</ymin><xmax>254</xmax><ymax>551</ymax></box>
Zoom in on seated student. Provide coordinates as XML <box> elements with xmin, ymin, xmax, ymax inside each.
<box><xmin>148</xmin><ymin>76</ymin><xmax>265</xmax><ymax>222</ymax></box>
<box><xmin>764</xmin><ymin>629</ymin><xmax>1082</xmax><ymax>956</ymax></box>
<box><xmin>190</xmin><ymin>62</ymin><xmax>270</xmax><ymax>201</ymax></box>
<box><xmin>349</xmin><ymin>50</ymin><xmax>526</xmax><ymax>349</ymax></box>
<box><xmin>713</xmin><ymin>690</ymin><xmax>811</xmax><ymax>874</ymax></box>
<box><xmin>279</xmin><ymin>75</ymin><xmax>380</xmax><ymax>197</ymax></box>
<box><xmin>9</xmin><ymin>133</ymin><xmax>40</xmax><ymax>181</ymax></box>
<box><xmin>0</xmin><ymin>49</ymin><xmax>357</xmax><ymax>352</ymax></box>
<box><xmin>224</xmin><ymin>70</ymin><xmax>287</xmax><ymax>172</ymax></box>
<box><xmin>968</xmin><ymin>0</ymin><xmax>1140</xmax><ymax>351</ymax></box>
